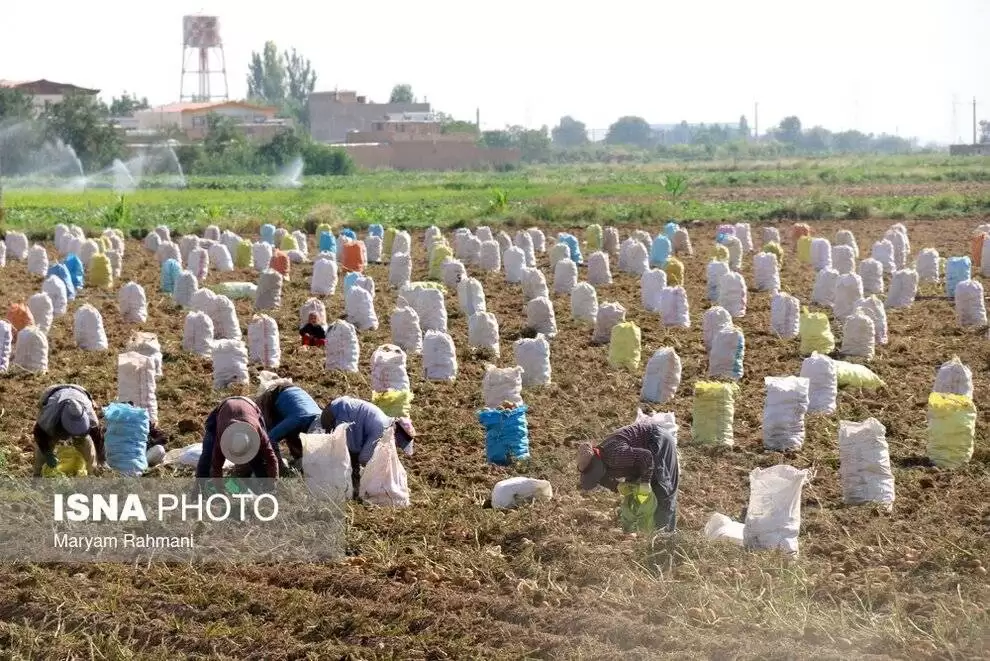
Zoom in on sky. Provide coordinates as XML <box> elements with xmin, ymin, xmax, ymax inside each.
<box><xmin>2</xmin><ymin>0</ymin><xmax>988</xmax><ymax>144</ymax></box>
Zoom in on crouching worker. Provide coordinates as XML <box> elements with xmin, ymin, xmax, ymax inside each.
<box><xmin>320</xmin><ymin>396</ymin><xmax>416</xmax><ymax>495</ymax></box>
<box><xmin>33</xmin><ymin>384</ymin><xmax>106</xmax><ymax>476</ymax></box>
<box><xmin>254</xmin><ymin>377</ymin><xmax>322</xmax><ymax>470</ymax></box>
<box><xmin>196</xmin><ymin>397</ymin><xmax>280</xmax><ymax>479</ymax></box>
<box><xmin>299</xmin><ymin>312</ymin><xmax>327</xmax><ymax>348</ymax></box>
<box><xmin>577</xmin><ymin>419</ymin><xmax>679</xmax><ymax>531</ymax></box>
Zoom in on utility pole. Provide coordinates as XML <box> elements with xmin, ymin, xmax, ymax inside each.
<box><xmin>974</xmin><ymin>97</ymin><xmax>978</xmax><ymax>145</ymax></box>
<box><xmin>754</xmin><ymin>102</ymin><xmax>759</xmax><ymax>139</ymax></box>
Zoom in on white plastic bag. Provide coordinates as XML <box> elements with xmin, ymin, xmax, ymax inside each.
<box><xmin>27</xmin><ymin>293</ymin><xmax>53</xmax><ymax>334</ymax></box>
<box><xmin>528</xmin><ymin>228</ymin><xmax>546</xmax><ymax>253</ymax></box>
<box><xmin>359</xmin><ymin>427</ymin><xmax>410</xmax><ymax>507</ymax></box>
<box><xmin>209</xmin><ymin>243</ymin><xmax>234</xmax><ymax>272</ymax></box>
<box><xmin>325</xmin><ymin>320</ymin><xmax>360</xmax><ymax>372</ymax></box>
<box><xmin>0</xmin><ymin>321</ymin><xmax>11</xmax><ymax>372</ymax></box>
<box><xmin>916</xmin><ymin>248</ymin><xmax>940</xmax><ymax>284</ymax></box>
<box><xmin>549</xmin><ymin>243</ymin><xmax>570</xmax><ymax>267</ymax></box>
<box><xmin>458</xmin><ymin>277</ymin><xmax>487</xmax><ymax>316</ymax></box>
<box><xmin>491</xmin><ymin>477</ymin><xmax>553</xmax><ymax>510</ymax></box>
<box><xmin>706</xmin><ymin>260</ymin><xmax>729</xmax><ymax>301</ymax></box>
<box><xmin>886</xmin><ymin>268</ymin><xmax>918</xmax><ymax>308</ymax></box>
<box><xmin>392</xmin><ymin>231</ymin><xmax>411</xmax><ymax>257</ymax></box>
<box><xmin>704</xmin><ymin>513</ymin><xmax>744</xmax><ymax>546</ymax></box>
<box><xmin>156</xmin><ymin>241</ymin><xmax>181</xmax><ymax>267</ymax></box>
<box><xmin>311</xmin><ymin>256</ymin><xmax>338</xmax><ymax>295</ymax></box>
<box><xmin>521</xmin><ymin>268</ymin><xmax>549</xmax><ymax>302</ymax></box>
<box><xmin>763</xmin><ymin>376</ymin><xmax>810</xmax><ymax>451</ymax></box>
<box><xmin>182</xmin><ymin>311</ymin><xmax>214</xmax><ymax>356</ymax></box>
<box><xmin>934</xmin><ymin>356</ymin><xmax>973</xmax><ymax>398</ymax></box>
<box><xmin>124</xmin><ymin>331</ymin><xmax>163</xmax><ymax>378</ymax></box>
<box><xmin>514</xmin><ymin>334</ymin><xmax>551</xmax><ymax>386</ymax></box>
<box><xmin>842</xmin><ymin>310</ymin><xmax>875</xmax><ymax>359</ymax></box>
<box><xmin>391</xmin><ymin>303</ymin><xmax>423</xmax><ymax>354</ymax></box>
<box><xmin>210</xmin><ymin>295</ymin><xmax>242</xmax><ymax>340</ymax></box>
<box><xmin>13</xmin><ymin>326</ymin><xmax>48</xmax><ymax>373</ymax></box>
<box><xmin>810</xmin><ymin>237</ymin><xmax>832</xmax><ymax>271</ymax></box>
<box><xmin>525</xmin><ymin>296</ymin><xmax>557</xmax><ymax>337</ymax></box>
<box><xmin>838</xmin><ymin>418</ymin><xmax>894</xmax><ymax>508</ymax></box>
<box><xmin>211</xmin><ymin>339</ymin><xmax>249</xmax><ymax>389</ymax></box>
<box><xmin>770</xmin><ymin>292</ymin><xmax>800</xmax><ymax>339</ymax></box>
<box><xmin>553</xmin><ymin>259</ymin><xmax>578</xmax><ymax>295</ymax></box>
<box><xmin>835</xmin><ymin>229</ymin><xmax>859</xmax><ymax>258</ymax></box>
<box><xmin>503</xmin><ymin>247</ymin><xmax>526</xmax><ymax>283</ymax></box>
<box><xmin>832</xmin><ymin>273</ymin><xmax>864</xmax><ymax>321</ymax></box>
<box><xmin>117</xmin><ymin>281</ymin><xmax>148</xmax><ymax>323</ymax></box>
<box><xmin>619</xmin><ymin>239</ymin><xmax>649</xmax><ymax>275</ymax></box>
<box><xmin>753</xmin><ymin>252</ymin><xmax>780</xmax><ymax>293</ymax></box>
<box><xmin>42</xmin><ymin>276</ymin><xmax>68</xmax><ymax>316</ymax></box>
<box><xmin>717</xmin><ymin>272</ymin><xmax>747</xmax><ymax>318</ymax></box>
<box><xmin>709</xmin><ymin>325</ymin><xmax>744</xmax><ymax>380</ymax></box>
<box><xmin>482</xmin><ymin>365</ymin><xmax>523</xmax><ymax>408</ymax></box>
<box><xmin>723</xmin><ymin>235</ymin><xmax>743</xmax><ymax>271</ymax></box>
<box><xmin>592</xmin><ymin>302</ymin><xmax>626</xmax><ymax>344</ymax></box>
<box><xmin>468</xmin><ymin>311</ymin><xmax>500</xmax><ymax>356</ymax></box>
<box><xmin>252</xmin><ymin>242</ymin><xmax>273</xmax><ymax>273</ymax></box>
<box><xmin>514</xmin><ymin>231</ymin><xmax>536</xmax><ymax>267</ymax></box>
<box><xmin>174</xmin><ymin>271</ymin><xmax>199</xmax><ymax>308</ymax></box>
<box><xmin>402</xmin><ymin>286</ymin><xmax>447</xmax><ymax>333</ymax></box>
<box><xmin>191</xmin><ymin>287</ymin><xmax>218</xmax><ymax>315</ymax></box>
<box><xmin>641</xmin><ymin>348</ymin><xmax>681</xmax><ymax>404</ymax></box>
<box><xmin>299</xmin><ymin>297</ymin><xmax>327</xmax><ymax>328</ymax></box>
<box><xmin>672</xmin><ymin>228</ymin><xmax>693</xmax><ymax>256</ymax></box>
<box><xmin>74</xmin><ymin>304</ymin><xmax>108</xmax><ymax>351</ymax></box>
<box><xmin>27</xmin><ymin>245</ymin><xmax>49</xmax><ymax>277</ymax></box>
<box><xmin>117</xmin><ymin>351</ymin><xmax>159</xmax><ymax>424</ymax></box>
<box><xmin>884</xmin><ymin>228</ymin><xmax>909</xmax><ymax>269</ymax></box>
<box><xmin>859</xmin><ymin>258</ymin><xmax>884</xmax><ymax>296</ymax></box>
<box><xmin>762</xmin><ymin>227</ymin><xmax>781</xmax><ymax>246</ymax></box>
<box><xmin>955</xmin><ymin>279</ymin><xmax>987</xmax><ymax>327</ymax></box>
<box><xmin>871</xmin><ymin>240</ymin><xmax>895</xmax><ymax>274</ymax></box>
<box><xmin>811</xmin><ymin>268</ymin><xmax>839</xmax><ymax>307</ymax></box>
<box><xmin>734</xmin><ymin>223</ymin><xmax>753</xmax><ymax>252</ymax></box>
<box><xmin>801</xmin><ymin>352</ymin><xmax>837</xmax><ymax>414</ymax></box>
<box><xmin>571</xmin><ymin>282</ymin><xmax>598</xmax><ymax>323</ymax></box>
<box><xmin>188</xmin><ymin>247</ymin><xmax>210</xmax><ymax>282</ymax></box>
<box><xmin>476</xmin><ymin>227</ymin><xmax>493</xmax><ymax>243</ymax></box>
<box><xmin>832</xmin><ymin>244</ymin><xmax>856</xmax><ymax>275</ymax></box>
<box><xmin>255</xmin><ymin>269</ymin><xmax>283</xmax><ymax>311</ymax></box>
<box><xmin>346</xmin><ymin>286</ymin><xmax>379</xmax><ymax>331</ymax></box>
<box><xmin>587</xmin><ymin>251</ymin><xmax>612</xmax><ymax>286</ymax></box>
<box><xmin>479</xmin><ymin>241</ymin><xmax>501</xmax><ymax>272</ymax></box>
<box><xmin>365</xmin><ymin>236</ymin><xmax>383</xmax><ymax>263</ymax></box>
<box><xmin>423</xmin><ymin>330</ymin><xmax>457</xmax><ymax>381</ymax></box>
<box><xmin>495</xmin><ymin>231</ymin><xmax>512</xmax><ymax>253</ymax></box>
<box><xmin>603</xmin><ymin>227</ymin><xmax>620</xmax><ymax>254</ymax></box>
<box><xmin>247</xmin><ymin>314</ymin><xmax>281</xmax><ymax>368</ymax></box>
<box><xmin>743</xmin><ymin>465</ymin><xmax>808</xmax><ymax>555</ymax></box>
<box><xmin>641</xmin><ymin>269</ymin><xmax>667</xmax><ymax>312</ymax></box>
<box><xmin>856</xmin><ymin>296</ymin><xmax>888</xmax><ymax>345</ymax></box>
<box><xmin>371</xmin><ymin>344</ymin><xmax>410</xmax><ymax>392</ymax></box>
<box><xmin>302</xmin><ymin>425</ymin><xmax>353</xmax><ymax>502</ymax></box>
<box><xmin>703</xmin><ymin>306</ymin><xmax>732</xmax><ymax>350</ymax></box>
<box><xmin>442</xmin><ymin>259</ymin><xmax>466</xmax><ymax>290</ymax></box>
<box><xmin>5</xmin><ymin>232</ymin><xmax>28</xmax><ymax>260</ymax></box>
<box><xmin>388</xmin><ymin>253</ymin><xmax>411</xmax><ymax>290</ymax></box>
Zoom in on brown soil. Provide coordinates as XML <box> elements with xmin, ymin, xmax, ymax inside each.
<box><xmin>0</xmin><ymin>218</ymin><xmax>988</xmax><ymax>660</ymax></box>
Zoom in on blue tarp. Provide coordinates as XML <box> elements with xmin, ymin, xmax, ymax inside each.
<box><xmin>650</xmin><ymin>235</ymin><xmax>671</xmax><ymax>267</ymax></box>
<box><xmin>104</xmin><ymin>402</ymin><xmax>150</xmax><ymax>477</ymax></box>
<box><xmin>946</xmin><ymin>256</ymin><xmax>971</xmax><ymax>298</ymax></box>
<box><xmin>478</xmin><ymin>405</ymin><xmax>530</xmax><ymax>465</ymax></box>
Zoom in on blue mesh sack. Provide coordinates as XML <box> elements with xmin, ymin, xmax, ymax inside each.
<box><xmin>650</xmin><ymin>235</ymin><xmax>671</xmax><ymax>267</ymax></box>
<box><xmin>557</xmin><ymin>233</ymin><xmax>583</xmax><ymax>264</ymax></box>
<box><xmin>343</xmin><ymin>271</ymin><xmax>360</xmax><ymax>295</ymax></box>
<box><xmin>104</xmin><ymin>402</ymin><xmax>150</xmax><ymax>477</ymax></box>
<box><xmin>478</xmin><ymin>405</ymin><xmax>530</xmax><ymax>465</ymax></box>
<box><xmin>340</xmin><ymin>228</ymin><xmax>357</xmax><ymax>240</ymax></box>
<box><xmin>260</xmin><ymin>224</ymin><xmax>276</xmax><ymax>245</ymax></box>
<box><xmin>160</xmin><ymin>258</ymin><xmax>181</xmax><ymax>293</ymax></box>
<box><xmin>368</xmin><ymin>224</ymin><xmax>384</xmax><ymax>238</ymax></box>
<box><xmin>318</xmin><ymin>231</ymin><xmax>337</xmax><ymax>254</ymax></box>
<box><xmin>946</xmin><ymin>256</ymin><xmax>971</xmax><ymax>299</ymax></box>
<box><xmin>64</xmin><ymin>254</ymin><xmax>85</xmax><ymax>289</ymax></box>
<box><xmin>664</xmin><ymin>221</ymin><xmax>679</xmax><ymax>240</ymax></box>
<box><xmin>47</xmin><ymin>264</ymin><xmax>76</xmax><ymax>300</ymax></box>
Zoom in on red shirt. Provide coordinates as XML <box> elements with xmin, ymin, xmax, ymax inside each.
<box><xmin>212</xmin><ymin>397</ymin><xmax>279</xmax><ymax>478</ymax></box>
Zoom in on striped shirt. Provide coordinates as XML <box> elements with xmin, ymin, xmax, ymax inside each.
<box><xmin>597</xmin><ymin>421</ymin><xmax>660</xmax><ymax>484</ymax></box>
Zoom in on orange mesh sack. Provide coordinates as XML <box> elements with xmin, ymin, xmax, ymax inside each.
<box><xmin>270</xmin><ymin>250</ymin><xmax>291</xmax><ymax>281</ymax></box>
<box><xmin>971</xmin><ymin>233</ymin><xmax>986</xmax><ymax>269</ymax></box>
<box><xmin>341</xmin><ymin>240</ymin><xmax>367</xmax><ymax>274</ymax></box>
<box><xmin>7</xmin><ymin>303</ymin><xmax>34</xmax><ymax>332</ymax></box>
<box><xmin>790</xmin><ymin>223</ymin><xmax>811</xmax><ymax>250</ymax></box>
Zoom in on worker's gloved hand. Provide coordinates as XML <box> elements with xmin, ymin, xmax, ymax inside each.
<box><xmin>617</xmin><ymin>482</ymin><xmax>636</xmax><ymax>497</ymax></box>
<box><xmin>636</xmin><ymin>483</ymin><xmax>652</xmax><ymax>496</ymax></box>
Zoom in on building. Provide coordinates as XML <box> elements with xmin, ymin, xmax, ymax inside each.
<box><xmin>949</xmin><ymin>144</ymin><xmax>990</xmax><ymax>156</ymax></box>
<box><xmin>650</xmin><ymin>122</ymin><xmax>743</xmax><ymax>146</ymax></box>
<box><xmin>132</xmin><ymin>101</ymin><xmax>286</xmax><ymax>143</ymax></box>
<box><xmin>0</xmin><ymin>79</ymin><xmax>100</xmax><ymax>112</ymax></box>
<box><xmin>308</xmin><ymin>90</ymin><xmax>431</xmax><ymax>143</ymax></box>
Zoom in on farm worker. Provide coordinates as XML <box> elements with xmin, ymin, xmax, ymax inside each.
<box><xmin>33</xmin><ymin>384</ymin><xmax>106</xmax><ymax>476</ymax></box>
<box><xmin>576</xmin><ymin>419</ymin><xmax>680</xmax><ymax>531</ymax></box>
<box><xmin>320</xmin><ymin>396</ymin><xmax>416</xmax><ymax>491</ymax></box>
<box><xmin>195</xmin><ymin>397</ymin><xmax>280</xmax><ymax>479</ymax></box>
<box><xmin>253</xmin><ymin>377</ymin><xmax>323</xmax><ymax>468</ymax></box>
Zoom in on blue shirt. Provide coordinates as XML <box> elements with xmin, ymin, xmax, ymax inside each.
<box><xmin>328</xmin><ymin>396</ymin><xmax>392</xmax><ymax>465</ymax></box>
<box><xmin>268</xmin><ymin>387</ymin><xmax>322</xmax><ymax>444</ymax></box>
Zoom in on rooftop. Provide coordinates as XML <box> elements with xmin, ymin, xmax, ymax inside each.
<box><xmin>0</xmin><ymin>78</ymin><xmax>99</xmax><ymax>94</ymax></box>
<box><xmin>143</xmin><ymin>100</ymin><xmax>278</xmax><ymax>114</ymax></box>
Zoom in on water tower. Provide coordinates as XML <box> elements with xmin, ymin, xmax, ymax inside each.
<box><xmin>180</xmin><ymin>15</ymin><xmax>229</xmax><ymax>103</ymax></box>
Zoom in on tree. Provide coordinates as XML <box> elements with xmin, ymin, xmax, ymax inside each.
<box><xmin>247</xmin><ymin>42</ymin><xmax>316</xmax><ymax>127</ymax></box>
<box><xmin>203</xmin><ymin>113</ymin><xmax>247</xmax><ymax>156</ymax></box>
<box><xmin>738</xmin><ymin>115</ymin><xmax>750</xmax><ymax>138</ymax></box>
<box><xmin>283</xmin><ymin>48</ymin><xmax>317</xmax><ymax>127</ymax></box>
<box><xmin>776</xmin><ymin>116</ymin><xmax>802</xmax><ymax>144</ymax></box>
<box><xmin>980</xmin><ymin>120</ymin><xmax>990</xmax><ymax>144</ymax></box>
<box><xmin>605</xmin><ymin>116</ymin><xmax>654</xmax><ymax>148</ymax></box>
<box><xmin>247</xmin><ymin>41</ymin><xmax>286</xmax><ymax>106</ymax></box>
<box><xmin>0</xmin><ymin>88</ymin><xmax>34</xmax><ymax>122</ymax></box>
<box><xmin>551</xmin><ymin>116</ymin><xmax>589</xmax><ymax>148</ymax></box>
<box><xmin>108</xmin><ymin>93</ymin><xmax>150</xmax><ymax>117</ymax></box>
<box><xmin>42</xmin><ymin>93</ymin><xmax>123</xmax><ymax>171</ymax></box>
<box><xmin>389</xmin><ymin>84</ymin><xmax>414</xmax><ymax>104</ymax></box>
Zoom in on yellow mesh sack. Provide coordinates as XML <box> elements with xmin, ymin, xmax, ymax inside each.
<box><xmin>608</xmin><ymin>322</ymin><xmax>641</xmax><ymax>370</ymax></box>
<box><xmin>664</xmin><ymin>257</ymin><xmax>685</xmax><ymax>286</ymax></box>
<box><xmin>692</xmin><ymin>381</ymin><xmax>738</xmax><ymax>446</ymax></box>
<box><xmin>799</xmin><ymin>307</ymin><xmax>835</xmax><ymax>355</ymax></box>
<box><xmin>428</xmin><ymin>244</ymin><xmax>453</xmax><ymax>281</ymax></box>
<box><xmin>927</xmin><ymin>392</ymin><xmax>976</xmax><ymax>468</ymax></box>
<box><xmin>383</xmin><ymin>227</ymin><xmax>397</xmax><ymax>256</ymax></box>
<box><xmin>372</xmin><ymin>389</ymin><xmax>414</xmax><ymax>418</ymax></box>
<box><xmin>89</xmin><ymin>254</ymin><xmax>113</xmax><ymax>289</ymax></box>
<box><xmin>41</xmin><ymin>445</ymin><xmax>88</xmax><ymax>477</ymax></box>
<box><xmin>235</xmin><ymin>240</ymin><xmax>253</xmax><ymax>268</ymax></box>
<box><xmin>833</xmin><ymin>360</ymin><xmax>883</xmax><ymax>389</ymax></box>
<box><xmin>711</xmin><ymin>244</ymin><xmax>729</xmax><ymax>262</ymax></box>
<box><xmin>280</xmin><ymin>234</ymin><xmax>299</xmax><ymax>251</ymax></box>
<box><xmin>797</xmin><ymin>235</ymin><xmax>813</xmax><ymax>264</ymax></box>
<box><xmin>762</xmin><ymin>241</ymin><xmax>784</xmax><ymax>267</ymax></box>
<box><xmin>585</xmin><ymin>224</ymin><xmax>603</xmax><ymax>252</ymax></box>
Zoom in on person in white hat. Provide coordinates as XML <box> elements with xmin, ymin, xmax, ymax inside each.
<box><xmin>195</xmin><ymin>397</ymin><xmax>279</xmax><ymax>478</ymax></box>
<box><xmin>33</xmin><ymin>384</ymin><xmax>105</xmax><ymax>476</ymax></box>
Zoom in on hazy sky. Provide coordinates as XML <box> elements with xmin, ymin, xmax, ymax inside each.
<box><xmin>3</xmin><ymin>0</ymin><xmax>988</xmax><ymax>144</ymax></box>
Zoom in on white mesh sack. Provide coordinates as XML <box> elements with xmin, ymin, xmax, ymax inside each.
<box><xmin>387</xmin><ymin>252</ymin><xmax>411</xmax><ymax>290</ymax></box>
<box><xmin>204</xmin><ymin>225</ymin><xmax>221</xmax><ymax>242</ymax></box>
<box><xmin>253</xmin><ymin>242</ymin><xmax>273</xmax><ymax>273</ymax></box>
<box><xmin>325</xmin><ymin>320</ymin><xmax>360</xmax><ymax>372</ymax></box>
<box><xmin>424</xmin><ymin>226</ymin><xmax>441</xmax><ymax>248</ymax></box>
<box><xmin>724</xmin><ymin>235</ymin><xmax>743</xmax><ymax>271</ymax></box>
<box><xmin>479</xmin><ymin>241</ymin><xmax>501</xmax><ymax>272</ymax></box>
<box><xmin>156</xmin><ymin>242</ymin><xmax>181</xmax><ymax>267</ymax></box>
<box><xmin>273</xmin><ymin>228</ymin><xmax>289</xmax><ymax>248</ymax></box>
<box><xmin>835</xmin><ymin>229</ymin><xmax>860</xmax><ymax>258</ymax></box>
<box><xmin>365</xmin><ymin>236</ymin><xmax>383</xmax><ymax>263</ymax></box>
<box><xmin>174</xmin><ymin>271</ymin><xmax>198</xmax><ymax>308</ymax></box>
<box><xmin>27</xmin><ymin>245</ymin><xmax>49</xmax><ymax>277</ymax></box>
<box><xmin>753</xmin><ymin>253</ymin><xmax>780</xmax><ymax>293</ymax></box>
<box><xmin>886</xmin><ymin>268</ymin><xmax>918</xmax><ymax>309</ymax></box>
<box><xmin>934</xmin><ymin>356</ymin><xmax>973</xmax><ymax>398</ymax></box>
<box><xmin>345</xmin><ymin>285</ymin><xmax>379</xmax><ymax>331</ymax></box>
<box><xmin>660</xmin><ymin>287</ymin><xmax>691</xmax><ymax>328</ymax></box>
<box><xmin>187</xmin><ymin>247</ymin><xmax>209</xmax><ymax>282</ymax></box>
<box><xmin>154</xmin><ymin>226</ymin><xmax>171</xmax><ymax>243</ymax></box>
<box><xmin>211</xmin><ymin>340</ymin><xmax>249</xmax><ymax>390</ymax></box>
<box><xmin>423</xmin><ymin>330</ymin><xmax>457</xmax><ymax>381</ymax></box>
<box><xmin>210</xmin><ymin>295</ymin><xmax>242</xmax><ymax>340</ymax></box>
<box><xmin>858</xmin><ymin>258</ymin><xmax>884</xmax><ymax>296</ymax></box>
<box><xmin>191</xmin><ymin>287</ymin><xmax>218</xmax><ymax>315</ymax></box>
<box><xmin>717</xmin><ymin>272</ymin><xmax>747</xmax><ymax>318</ymax></box>
<box><xmin>841</xmin><ymin>311</ymin><xmax>876</xmax><ymax>359</ymax></box>
<box><xmin>401</xmin><ymin>286</ymin><xmax>448</xmax><ymax>333</ymax></box>
<box><xmin>442</xmin><ymin>259</ymin><xmax>467</xmax><ymax>290</ymax></box>
<box><xmin>371</xmin><ymin>344</ymin><xmax>410</xmax><ymax>392</ymax></box>
<box><xmin>631</xmin><ymin>229</ymin><xmax>652</xmax><ymax>249</ymax></box>
<box><xmin>839</xmin><ymin>418</ymin><xmax>895</xmax><ymax>508</ymax></box>
<box><xmin>884</xmin><ymin>229</ymin><xmax>909</xmax><ymax>269</ymax></box>
<box><xmin>477</xmin><ymin>227</ymin><xmax>494</xmax><ymax>243</ymax></box>
<box><xmin>593</xmin><ymin>302</ymin><xmax>626</xmax><ymax>344</ymax></box>
<box><xmin>74</xmin><ymin>304</ymin><xmax>108</xmax><ymax>351</ymax></box>
<box><xmin>299</xmin><ymin>298</ymin><xmax>327</xmax><ymax>328</ymax></box>
<box><xmin>571</xmin><ymin>282</ymin><xmax>598</xmax><ymax>324</ymax></box>
<box><xmin>182</xmin><ymin>311</ymin><xmax>215</xmax><ymax>356</ymax></box>
<box><xmin>856</xmin><ymin>296</ymin><xmax>888</xmax><ymax>345</ymax></box>
<box><xmin>514</xmin><ymin>334</ymin><xmax>551</xmax><ymax>386</ymax></box>
<box><xmin>496</xmin><ymin>231</ymin><xmax>512</xmax><ymax>253</ymax></box>
<box><xmin>641</xmin><ymin>348</ymin><xmax>681</xmax><ymax>404</ymax></box>
<box><xmin>762</xmin><ymin>376</ymin><xmax>810</xmax><ymax>451</ymax></box>
<box><xmin>468</xmin><ymin>311</ymin><xmax>500</xmax><ymax>356</ymax></box>
<box><xmin>482</xmin><ymin>364</ymin><xmax>523</xmax><ymax>408</ymax></box>
<box><xmin>641</xmin><ymin>269</ymin><xmax>667</xmax><ymax>312</ymax></box>
<box><xmin>54</xmin><ymin>225</ymin><xmax>71</xmax><ymax>254</ymax></box>
<box><xmin>810</xmin><ymin>238</ymin><xmax>832</xmax><ymax>271</ymax></box>
<box><xmin>832</xmin><ymin>273</ymin><xmax>864</xmax><ymax>321</ymax></box>
<box><xmin>771</xmin><ymin>292</ymin><xmax>801</xmax><ymax>339</ymax></box>
<box><xmin>247</xmin><ymin>314</ymin><xmax>281</xmax><ymax>368</ymax></box>
<box><xmin>708</xmin><ymin>325</ymin><xmax>744</xmax><ymax>380</ymax></box>
<box><xmin>255</xmin><ymin>269</ymin><xmax>283</xmax><ymax>311</ymax></box>
<box><xmin>871</xmin><ymin>240</ymin><xmax>895</xmax><ymax>274</ymax></box>
<box><xmin>0</xmin><ymin>242</ymin><xmax>6</xmax><ymax>267</ymax></box>
<box><xmin>528</xmin><ymin>227</ymin><xmax>546</xmax><ymax>253</ymax></box>
<box><xmin>5</xmin><ymin>232</ymin><xmax>28</xmax><ymax>260</ymax></box>
<box><xmin>955</xmin><ymin>279</ymin><xmax>987</xmax><ymax>327</ymax></box>
<box><xmin>514</xmin><ymin>231</ymin><xmax>536</xmax><ymax>267</ymax></box>
<box><xmin>620</xmin><ymin>239</ymin><xmax>649</xmax><ymax>275</ymax></box>
<box><xmin>521</xmin><ymin>267</ymin><xmax>549</xmax><ymax>301</ymax></box>
<box><xmin>587</xmin><ymin>251</ymin><xmax>613</xmax><ymax>286</ymax></box>
<box><xmin>42</xmin><ymin>276</ymin><xmax>68</xmax><ymax>316</ymax></box>
<box><xmin>672</xmin><ymin>228</ymin><xmax>693</xmax><ymax>256</ymax></box>
<box><xmin>143</xmin><ymin>231</ymin><xmax>161</xmax><ymax>254</ymax></box>
<box><xmin>13</xmin><ymin>326</ymin><xmax>48</xmax><ymax>373</ymax></box>
<box><xmin>916</xmin><ymin>248</ymin><xmax>940</xmax><ymax>284</ymax></box>
<box><xmin>762</xmin><ymin>226</ymin><xmax>781</xmax><ymax>246</ymax></box>
<box><xmin>448</xmin><ymin>229</ymin><xmax>466</xmax><ymax>258</ymax></box>
<box><xmin>391</xmin><ymin>303</ymin><xmax>423</xmax><ymax>354</ymax></box>
<box><xmin>311</xmin><ymin>256</ymin><xmax>338</xmax><ymax>295</ymax></box>
<box><xmin>707</xmin><ymin>260</ymin><xmax>730</xmax><ymax>301</ymax></box>
<box><xmin>703</xmin><ymin>306</ymin><xmax>733</xmax><ymax>350</ymax></box>
<box><xmin>982</xmin><ymin>240</ymin><xmax>990</xmax><ymax>279</ymax></box>
<box><xmin>457</xmin><ymin>277</ymin><xmax>487</xmax><ymax>316</ymax></box>
<box><xmin>209</xmin><ymin>243</ymin><xmax>234</xmax><ymax>272</ymax></box>
<box><xmin>549</xmin><ymin>242</ymin><xmax>570</xmax><ymax>267</ymax></box>
<box><xmin>525</xmin><ymin>296</ymin><xmax>557</xmax><ymax>337</ymax></box>
<box><xmin>0</xmin><ymin>321</ymin><xmax>11</xmax><ymax>372</ymax></box>
<box><xmin>292</xmin><ymin>230</ymin><xmax>308</xmax><ymax>257</ymax></box>
<box><xmin>464</xmin><ymin>236</ymin><xmax>483</xmax><ymax>266</ymax></box>
<box><xmin>504</xmin><ymin>247</ymin><xmax>526</xmax><ymax>284</ymax></box>
<box><xmin>28</xmin><ymin>293</ymin><xmax>53</xmax><ymax>334</ymax></box>
<box><xmin>106</xmin><ymin>250</ymin><xmax>122</xmax><ymax>278</ymax></box>
<box><xmin>800</xmin><ymin>352</ymin><xmax>837</xmax><ymax>414</ymax></box>
<box><xmin>603</xmin><ymin>227</ymin><xmax>620</xmax><ymax>254</ymax></box>
<box><xmin>734</xmin><ymin>223</ymin><xmax>754</xmax><ymax>252</ymax></box>
<box><xmin>117</xmin><ymin>351</ymin><xmax>159</xmax><ymax>424</ymax></box>
<box><xmin>831</xmin><ymin>244</ymin><xmax>856</xmax><ymax>275</ymax></box>
<box><xmin>811</xmin><ymin>268</ymin><xmax>839</xmax><ymax>306</ymax></box>
<box><xmin>125</xmin><ymin>331</ymin><xmax>163</xmax><ymax>378</ymax></box>
<box><xmin>392</xmin><ymin>231</ymin><xmax>412</xmax><ymax>257</ymax></box>
<box><xmin>553</xmin><ymin>259</ymin><xmax>578</xmax><ymax>295</ymax></box>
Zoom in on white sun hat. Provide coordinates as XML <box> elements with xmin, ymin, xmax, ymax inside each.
<box><xmin>220</xmin><ymin>421</ymin><xmax>261</xmax><ymax>465</ymax></box>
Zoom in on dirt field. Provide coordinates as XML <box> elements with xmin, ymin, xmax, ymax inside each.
<box><xmin>0</xmin><ymin>218</ymin><xmax>988</xmax><ymax>660</ymax></box>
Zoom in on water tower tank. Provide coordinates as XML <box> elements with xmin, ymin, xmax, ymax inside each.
<box><xmin>183</xmin><ymin>15</ymin><xmax>221</xmax><ymax>49</ymax></box>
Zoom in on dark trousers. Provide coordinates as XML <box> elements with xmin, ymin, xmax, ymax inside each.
<box><xmin>646</xmin><ymin>425</ymin><xmax>680</xmax><ymax>531</ymax></box>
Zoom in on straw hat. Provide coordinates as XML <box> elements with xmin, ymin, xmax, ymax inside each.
<box><xmin>220</xmin><ymin>421</ymin><xmax>261</xmax><ymax>465</ymax></box>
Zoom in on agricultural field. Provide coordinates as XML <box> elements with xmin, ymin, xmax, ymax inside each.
<box><xmin>0</xmin><ymin>160</ymin><xmax>989</xmax><ymax>660</ymax></box>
